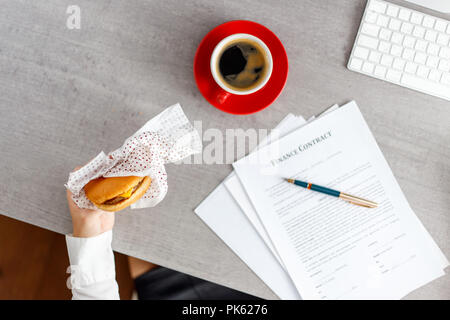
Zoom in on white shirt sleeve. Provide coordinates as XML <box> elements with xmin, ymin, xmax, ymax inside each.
<box><xmin>65</xmin><ymin>230</ymin><xmax>120</xmax><ymax>300</ymax></box>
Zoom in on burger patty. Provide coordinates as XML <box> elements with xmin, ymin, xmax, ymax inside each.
<box><xmin>102</xmin><ymin>179</ymin><xmax>144</xmax><ymax>205</ymax></box>
<box><xmin>102</xmin><ymin>196</ymin><xmax>128</xmax><ymax>205</ymax></box>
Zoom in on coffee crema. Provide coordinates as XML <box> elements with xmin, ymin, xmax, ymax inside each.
<box><xmin>217</xmin><ymin>39</ymin><xmax>268</xmax><ymax>91</ymax></box>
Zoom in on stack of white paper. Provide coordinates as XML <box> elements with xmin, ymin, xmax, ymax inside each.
<box><xmin>195</xmin><ymin>101</ymin><xmax>448</xmax><ymax>300</ymax></box>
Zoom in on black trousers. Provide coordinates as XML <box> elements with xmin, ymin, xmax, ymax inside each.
<box><xmin>134</xmin><ymin>267</ymin><xmax>260</xmax><ymax>300</ymax></box>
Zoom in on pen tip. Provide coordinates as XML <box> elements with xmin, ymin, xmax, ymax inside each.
<box><xmin>285</xmin><ymin>178</ymin><xmax>294</xmax><ymax>183</ymax></box>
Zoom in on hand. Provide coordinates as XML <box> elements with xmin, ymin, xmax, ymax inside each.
<box><xmin>66</xmin><ymin>167</ymin><xmax>115</xmax><ymax>238</ymax></box>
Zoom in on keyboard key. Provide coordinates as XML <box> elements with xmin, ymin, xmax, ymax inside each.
<box><xmin>381</xmin><ymin>54</ymin><xmax>394</xmax><ymax>67</ymax></box>
<box><xmin>349</xmin><ymin>58</ymin><xmax>363</xmax><ymax>70</ymax></box>
<box><xmin>398</xmin><ymin>8</ymin><xmax>411</xmax><ymax>21</ymax></box>
<box><xmin>362</xmin><ymin>23</ymin><xmax>380</xmax><ymax>37</ymax></box>
<box><xmin>354</xmin><ymin>46</ymin><xmax>370</xmax><ymax>59</ymax></box>
<box><xmin>370</xmin><ymin>0</ymin><xmax>387</xmax><ymax>13</ymax></box>
<box><xmin>386</xmin><ymin>5</ymin><xmax>399</xmax><ymax>17</ymax></box>
<box><xmin>438</xmin><ymin>59</ymin><xmax>450</xmax><ymax>72</ymax></box>
<box><xmin>368</xmin><ymin>51</ymin><xmax>382</xmax><ymax>63</ymax></box>
<box><xmin>400</xmin><ymin>22</ymin><xmax>413</xmax><ymax>34</ymax></box>
<box><xmin>389</xmin><ymin>18</ymin><xmax>401</xmax><ymax>31</ymax></box>
<box><xmin>365</xmin><ymin>11</ymin><xmax>378</xmax><ymax>24</ymax></box>
<box><xmin>374</xmin><ymin>65</ymin><xmax>387</xmax><ymax>77</ymax></box>
<box><xmin>427</xmin><ymin>43</ymin><xmax>440</xmax><ymax>56</ymax></box>
<box><xmin>402</xmin><ymin>48</ymin><xmax>415</xmax><ymax>61</ymax></box>
<box><xmin>422</xmin><ymin>16</ymin><xmax>435</xmax><ymax>29</ymax></box>
<box><xmin>405</xmin><ymin>61</ymin><xmax>418</xmax><ymax>74</ymax></box>
<box><xmin>376</xmin><ymin>15</ymin><xmax>389</xmax><ymax>27</ymax></box>
<box><xmin>417</xmin><ymin>65</ymin><xmax>430</xmax><ymax>78</ymax></box>
<box><xmin>441</xmin><ymin>73</ymin><xmax>450</xmax><ymax>85</ymax></box>
<box><xmin>379</xmin><ymin>28</ymin><xmax>392</xmax><ymax>41</ymax></box>
<box><xmin>434</xmin><ymin>20</ymin><xmax>447</xmax><ymax>33</ymax></box>
<box><xmin>426</xmin><ymin>56</ymin><xmax>439</xmax><ymax>68</ymax></box>
<box><xmin>401</xmin><ymin>73</ymin><xmax>450</xmax><ymax>99</ymax></box>
<box><xmin>415</xmin><ymin>40</ymin><xmax>428</xmax><ymax>52</ymax></box>
<box><xmin>428</xmin><ymin>69</ymin><xmax>442</xmax><ymax>82</ymax></box>
<box><xmin>436</xmin><ymin>34</ymin><xmax>449</xmax><ymax>46</ymax></box>
<box><xmin>386</xmin><ymin>69</ymin><xmax>402</xmax><ymax>82</ymax></box>
<box><xmin>393</xmin><ymin>57</ymin><xmax>406</xmax><ymax>70</ymax></box>
<box><xmin>391</xmin><ymin>44</ymin><xmax>403</xmax><ymax>56</ymax></box>
<box><xmin>412</xmin><ymin>26</ymin><xmax>425</xmax><ymax>38</ymax></box>
<box><xmin>391</xmin><ymin>32</ymin><xmax>403</xmax><ymax>44</ymax></box>
<box><xmin>414</xmin><ymin>52</ymin><xmax>427</xmax><ymax>64</ymax></box>
<box><xmin>439</xmin><ymin>47</ymin><xmax>450</xmax><ymax>59</ymax></box>
<box><xmin>410</xmin><ymin>12</ymin><xmax>423</xmax><ymax>25</ymax></box>
<box><xmin>379</xmin><ymin>41</ymin><xmax>391</xmax><ymax>53</ymax></box>
<box><xmin>424</xmin><ymin>30</ymin><xmax>437</xmax><ymax>42</ymax></box>
<box><xmin>358</xmin><ymin>34</ymin><xmax>379</xmax><ymax>49</ymax></box>
<box><xmin>403</xmin><ymin>36</ymin><xmax>415</xmax><ymax>48</ymax></box>
<box><xmin>362</xmin><ymin>61</ymin><xmax>375</xmax><ymax>73</ymax></box>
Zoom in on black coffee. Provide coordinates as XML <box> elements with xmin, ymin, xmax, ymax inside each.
<box><xmin>218</xmin><ymin>39</ymin><xmax>267</xmax><ymax>90</ymax></box>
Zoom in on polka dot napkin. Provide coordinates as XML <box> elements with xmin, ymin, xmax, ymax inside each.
<box><xmin>65</xmin><ymin>103</ymin><xmax>202</xmax><ymax>210</ymax></box>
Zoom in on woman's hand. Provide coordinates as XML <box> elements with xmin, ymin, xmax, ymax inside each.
<box><xmin>66</xmin><ymin>167</ymin><xmax>115</xmax><ymax>238</ymax></box>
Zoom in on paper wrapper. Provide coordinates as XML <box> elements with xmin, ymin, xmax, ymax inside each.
<box><xmin>65</xmin><ymin>103</ymin><xmax>202</xmax><ymax>209</ymax></box>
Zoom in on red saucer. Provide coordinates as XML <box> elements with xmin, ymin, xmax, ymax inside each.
<box><xmin>194</xmin><ymin>20</ymin><xmax>288</xmax><ymax>115</ymax></box>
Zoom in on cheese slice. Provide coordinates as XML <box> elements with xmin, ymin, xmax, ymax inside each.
<box><xmin>117</xmin><ymin>187</ymin><xmax>133</xmax><ymax>198</ymax></box>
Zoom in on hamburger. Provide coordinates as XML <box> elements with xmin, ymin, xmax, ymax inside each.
<box><xmin>84</xmin><ymin>176</ymin><xmax>151</xmax><ymax>212</ymax></box>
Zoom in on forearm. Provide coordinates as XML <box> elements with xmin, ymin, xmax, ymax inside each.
<box><xmin>66</xmin><ymin>230</ymin><xmax>120</xmax><ymax>300</ymax></box>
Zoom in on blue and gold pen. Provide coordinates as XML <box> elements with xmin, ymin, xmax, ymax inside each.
<box><xmin>285</xmin><ymin>178</ymin><xmax>377</xmax><ymax>208</ymax></box>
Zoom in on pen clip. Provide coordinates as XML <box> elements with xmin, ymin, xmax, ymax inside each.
<box><xmin>340</xmin><ymin>192</ymin><xmax>378</xmax><ymax>208</ymax></box>
<box><xmin>347</xmin><ymin>200</ymin><xmax>375</xmax><ymax>208</ymax></box>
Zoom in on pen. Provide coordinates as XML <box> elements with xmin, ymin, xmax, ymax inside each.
<box><xmin>285</xmin><ymin>178</ymin><xmax>378</xmax><ymax>208</ymax></box>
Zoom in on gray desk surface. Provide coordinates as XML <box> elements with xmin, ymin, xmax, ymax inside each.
<box><xmin>0</xmin><ymin>0</ymin><xmax>449</xmax><ymax>299</ymax></box>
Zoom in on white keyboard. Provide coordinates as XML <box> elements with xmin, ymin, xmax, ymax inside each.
<box><xmin>348</xmin><ymin>0</ymin><xmax>450</xmax><ymax>101</ymax></box>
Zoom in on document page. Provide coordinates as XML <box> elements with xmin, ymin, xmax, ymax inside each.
<box><xmin>224</xmin><ymin>114</ymin><xmax>308</xmax><ymax>267</ymax></box>
<box><xmin>225</xmin><ymin>105</ymin><xmax>338</xmax><ymax>268</ymax></box>
<box><xmin>233</xmin><ymin>101</ymin><xmax>447</xmax><ymax>299</ymax></box>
